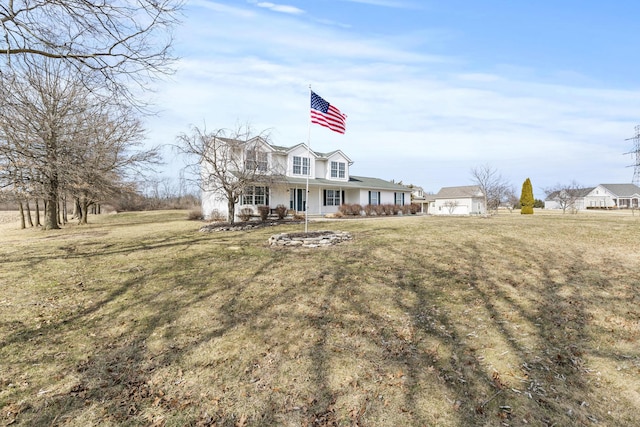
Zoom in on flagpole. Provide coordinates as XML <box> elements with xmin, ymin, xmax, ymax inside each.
<box><xmin>305</xmin><ymin>84</ymin><xmax>312</xmax><ymax>233</ymax></box>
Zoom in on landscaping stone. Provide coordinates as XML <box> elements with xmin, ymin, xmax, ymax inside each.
<box><xmin>268</xmin><ymin>230</ymin><xmax>352</xmax><ymax>248</ymax></box>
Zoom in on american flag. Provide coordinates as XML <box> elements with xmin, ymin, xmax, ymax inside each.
<box><xmin>310</xmin><ymin>91</ymin><xmax>347</xmax><ymax>134</ymax></box>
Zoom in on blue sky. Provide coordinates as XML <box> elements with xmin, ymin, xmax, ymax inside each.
<box><xmin>147</xmin><ymin>0</ymin><xmax>640</xmax><ymax>197</ymax></box>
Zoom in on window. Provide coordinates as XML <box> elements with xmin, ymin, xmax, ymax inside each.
<box><xmin>245</xmin><ymin>149</ymin><xmax>268</xmax><ymax>172</ymax></box>
<box><xmin>293</xmin><ymin>156</ymin><xmax>310</xmax><ymax>175</ymax></box>
<box><xmin>324</xmin><ymin>189</ymin><xmax>341</xmax><ymax>206</ymax></box>
<box><xmin>394</xmin><ymin>192</ymin><xmax>404</xmax><ymax>205</ymax></box>
<box><xmin>369</xmin><ymin>191</ymin><xmax>380</xmax><ymax>205</ymax></box>
<box><xmin>330</xmin><ymin>161</ymin><xmax>345</xmax><ymax>178</ymax></box>
<box><xmin>242</xmin><ymin>186</ymin><xmax>269</xmax><ymax>205</ymax></box>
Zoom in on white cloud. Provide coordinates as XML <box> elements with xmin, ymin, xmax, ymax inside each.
<box><xmin>254</xmin><ymin>2</ymin><xmax>305</xmax><ymax>15</ymax></box>
<box><xmin>145</xmin><ymin>1</ymin><xmax>640</xmax><ymax>195</ymax></box>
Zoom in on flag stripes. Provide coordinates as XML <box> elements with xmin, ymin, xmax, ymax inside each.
<box><xmin>310</xmin><ymin>91</ymin><xmax>347</xmax><ymax>134</ymax></box>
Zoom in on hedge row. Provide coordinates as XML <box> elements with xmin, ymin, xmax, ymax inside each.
<box><xmin>338</xmin><ymin>203</ymin><xmax>421</xmax><ymax>216</ymax></box>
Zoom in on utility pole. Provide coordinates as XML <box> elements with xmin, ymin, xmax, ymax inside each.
<box><xmin>625</xmin><ymin>125</ymin><xmax>640</xmax><ymax>185</ymax></box>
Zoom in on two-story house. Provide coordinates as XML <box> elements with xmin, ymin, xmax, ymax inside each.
<box><xmin>201</xmin><ymin>137</ymin><xmax>412</xmax><ymax>221</ymax></box>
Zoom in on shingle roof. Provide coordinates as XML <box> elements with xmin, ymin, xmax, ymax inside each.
<box><xmin>599</xmin><ymin>184</ymin><xmax>640</xmax><ymax>197</ymax></box>
<box><xmin>546</xmin><ymin>187</ymin><xmax>595</xmax><ymax>200</ymax></box>
<box><xmin>281</xmin><ymin>175</ymin><xmax>410</xmax><ymax>191</ymax></box>
<box><xmin>435</xmin><ymin>185</ymin><xmax>483</xmax><ymax>199</ymax></box>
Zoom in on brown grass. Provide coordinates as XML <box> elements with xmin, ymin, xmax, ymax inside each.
<box><xmin>1</xmin><ymin>210</ymin><xmax>639</xmax><ymax>426</ymax></box>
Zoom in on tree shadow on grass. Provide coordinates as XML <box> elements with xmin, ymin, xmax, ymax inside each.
<box><xmin>3</xmin><ymin>219</ymin><xmax>640</xmax><ymax>426</ymax></box>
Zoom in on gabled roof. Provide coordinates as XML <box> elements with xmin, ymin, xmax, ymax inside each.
<box><xmin>219</xmin><ymin>136</ymin><xmax>274</xmax><ymax>152</ymax></box>
<box><xmin>435</xmin><ymin>185</ymin><xmax>483</xmax><ymax>199</ymax></box>
<box><xmin>597</xmin><ymin>183</ymin><xmax>640</xmax><ymax>197</ymax></box>
<box><xmin>546</xmin><ymin>187</ymin><xmax>594</xmax><ymax>200</ymax></box>
<box><xmin>268</xmin><ymin>143</ymin><xmax>353</xmax><ymax>164</ymax></box>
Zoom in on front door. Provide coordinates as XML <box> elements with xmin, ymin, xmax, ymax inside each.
<box><xmin>290</xmin><ymin>188</ymin><xmax>306</xmax><ymax>211</ymax></box>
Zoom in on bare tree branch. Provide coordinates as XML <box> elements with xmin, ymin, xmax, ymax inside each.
<box><xmin>176</xmin><ymin>124</ymin><xmax>283</xmax><ymax>223</ymax></box>
<box><xmin>0</xmin><ymin>0</ymin><xmax>182</xmax><ymax>104</ymax></box>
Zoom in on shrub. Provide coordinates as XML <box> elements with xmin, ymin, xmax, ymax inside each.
<box><xmin>401</xmin><ymin>205</ymin><xmax>412</xmax><ymax>215</ymax></box>
<box><xmin>410</xmin><ymin>203</ymin><xmax>420</xmax><ymax>214</ymax></box>
<box><xmin>274</xmin><ymin>204</ymin><xmax>288</xmax><ymax>219</ymax></box>
<box><xmin>187</xmin><ymin>209</ymin><xmax>203</xmax><ymax>220</ymax></box>
<box><xmin>363</xmin><ymin>204</ymin><xmax>376</xmax><ymax>216</ymax></box>
<box><xmin>209</xmin><ymin>209</ymin><xmax>226</xmax><ymax>222</ymax></box>
<box><xmin>339</xmin><ymin>203</ymin><xmax>363</xmax><ymax>216</ymax></box>
<box><xmin>257</xmin><ymin>205</ymin><xmax>270</xmax><ymax>221</ymax></box>
<box><xmin>379</xmin><ymin>204</ymin><xmax>391</xmax><ymax>215</ymax></box>
<box><xmin>238</xmin><ymin>207</ymin><xmax>253</xmax><ymax>222</ymax></box>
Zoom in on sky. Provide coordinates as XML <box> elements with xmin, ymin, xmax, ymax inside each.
<box><xmin>146</xmin><ymin>0</ymin><xmax>640</xmax><ymax>198</ymax></box>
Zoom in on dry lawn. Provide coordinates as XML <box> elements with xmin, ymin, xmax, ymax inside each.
<box><xmin>1</xmin><ymin>210</ymin><xmax>639</xmax><ymax>426</ymax></box>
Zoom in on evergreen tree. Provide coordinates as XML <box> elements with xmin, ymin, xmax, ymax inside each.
<box><xmin>520</xmin><ymin>178</ymin><xmax>535</xmax><ymax>214</ymax></box>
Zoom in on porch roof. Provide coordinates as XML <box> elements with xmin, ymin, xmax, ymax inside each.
<box><xmin>280</xmin><ymin>175</ymin><xmax>411</xmax><ymax>191</ymax></box>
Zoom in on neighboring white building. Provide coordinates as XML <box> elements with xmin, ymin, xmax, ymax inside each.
<box><xmin>584</xmin><ymin>184</ymin><xmax>640</xmax><ymax>209</ymax></box>
<box><xmin>544</xmin><ymin>187</ymin><xmax>594</xmax><ymax>211</ymax></box>
<box><xmin>409</xmin><ymin>185</ymin><xmax>433</xmax><ymax>214</ymax></box>
<box><xmin>545</xmin><ymin>184</ymin><xmax>640</xmax><ymax>211</ymax></box>
<box><xmin>432</xmin><ymin>185</ymin><xmax>486</xmax><ymax>215</ymax></box>
<box><xmin>201</xmin><ymin>138</ymin><xmax>413</xmax><ymax>220</ymax></box>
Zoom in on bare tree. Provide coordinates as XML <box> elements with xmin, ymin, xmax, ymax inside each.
<box><xmin>444</xmin><ymin>200</ymin><xmax>459</xmax><ymax>215</ymax></box>
<box><xmin>69</xmin><ymin>103</ymin><xmax>158</xmax><ymax>224</ymax></box>
<box><xmin>0</xmin><ymin>60</ymin><xmax>158</xmax><ymax>228</ymax></box>
<box><xmin>177</xmin><ymin>125</ymin><xmax>283</xmax><ymax>224</ymax></box>
<box><xmin>0</xmin><ymin>0</ymin><xmax>181</xmax><ymax>102</ymax></box>
<box><xmin>544</xmin><ymin>181</ymin><xmax>586</xmax><ymax>214</ymax></box>
<box><xmin>470</xmin><ymin>164</ymin><xmax>512</xmax><ymax>214</ymax></box>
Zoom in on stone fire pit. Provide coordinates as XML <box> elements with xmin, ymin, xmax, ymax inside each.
<box><xmin>268</xmin><ymin>230</ymin><xmax>352</xmax><ymax>248</ymax></box>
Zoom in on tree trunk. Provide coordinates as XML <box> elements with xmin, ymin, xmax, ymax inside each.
<box><xmin>43</xmin><ymin>177</ymin><xmax>60</xmax><ymax>230</ymax></box>
<box><xmin>62</xmin><ymin>195</ymin><xmax>68</xmax><ymax>224</ymax></box>
<box><xmin>80</xmin><ymin>196</ymin><xmax>90</xmax><ymax>224</ymax></box>
<box><xmin>25</xmin><ymin>200</ymin><xmax>34</xmax><ymax>227</ymax></box>
<box><xmin>227</xmin><ymin>197</ymin><xmax>235</xmax><ymax>224</ymax></box>
<box><xmin>35</xmin><ymin>199</ymin><xmax>41</xmax><ymax>226</ymax></box>
<box><xmin>18</xmin><ymin>201</ymin><xmax>26</xmax><ymax>229</ymax></box>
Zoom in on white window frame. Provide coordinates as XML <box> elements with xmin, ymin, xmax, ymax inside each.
<box><xmin>331</xmin><ymin>161</ymin><xmax>346</xmax><ymax>178</ymax></box>
<box><xmin>242</xmin><ymin>186</ymin><xmax>269</xmax><ymax>205</ymax></box>
<box><xmin>324</xmin><ymin>189</ymin><xmax>341</xmax><ymax>206</ymax></box>
<box><xmin>369</xmin><ymin>191</ymin><xmax>380</xmax><ymax>205</ymax></box>
<box><xmin>246</xmin><ymin>149</ymin><xmax>268</xmax><ymax>172</ymax></box>
<box><xmin>293</xmin><ymin>156</ymin><xmax>310</xmax><ymax>176</ymax></box>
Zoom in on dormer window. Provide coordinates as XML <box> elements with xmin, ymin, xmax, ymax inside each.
<box><xmin>331</xmin><ymin>161</ymin><xmax>345</xmax><ymax>178</ymax></box>
<box><xmin>245</xmin><ymin>149</ymin><xmax>267</xmax><ymax>172</ymax></box>
<box><xmin>293</xmin><ymin>156</ymin><xmax>310</xmax><ymax>175</ymax></box>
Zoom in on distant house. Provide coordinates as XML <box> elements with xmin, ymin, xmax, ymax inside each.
<box><xmin>409</xmin><ymin>185</ymin><xmax>434</xmax><ymax>214</ymax></box>
<box><xmin>545</xmin><ymin>183</ymin><xmax>640</xmax><ymax>211</ymax></box>
<box><xmin>201</xmin><ymin>138</ymin><xmax>413</xmax><ymax>220</ymax></box>
<box><xmin>584</xmin><ymin>184</ymin><xmax>640</xmax><ymax>209</ymax></box>
<box><xmin>544</xmin><ymin>187</ymin><xmax>594</xmax><ymax>211</ymax></box>
<box><xmin>432</xmin><ymin>185</ymin><xmax>485</xmax><ymax>215</ymax></box>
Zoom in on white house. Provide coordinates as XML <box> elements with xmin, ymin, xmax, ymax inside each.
<box><xmin>409</xmin><ymin>185</ymin><xmax>434</xmax><ymax>214</ymax></box>
<box><xmin>544</xmin><ymin>187</ymin><xmax>594</xmax><ymax>211</ymax></box>
<box><xmin>584</xmin><ymin>184</ymin><xmax>640</xmax><ymax>209</ymax></box>
<box><xmin>545</xmin><ymin>183</ymin><xmax>640</xmax><ymax>210</ymax></box>
<box><xmin>201</xmin><ymin>137</ymin><xmax>413</xmax><ymax>220</ymax></box>
<box><xmin>432</xmin><ymin>185</ymin><xmax>486</xmax><ymax>215</ymax></box>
